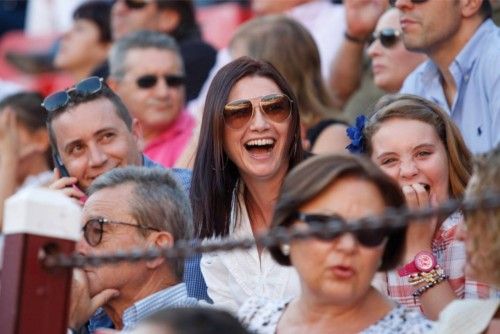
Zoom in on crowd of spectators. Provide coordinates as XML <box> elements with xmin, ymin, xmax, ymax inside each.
<box><xmin>0</xmin><ymin>0</ymin><xmax>499</xmax><ymax>333</ymax></box>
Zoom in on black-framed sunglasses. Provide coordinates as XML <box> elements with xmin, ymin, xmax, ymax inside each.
<box><xmin>389</xmin><ymin>0</ymin><xmax>428</xmax><ymax>6</ymax></box>
<box><xmin>136</xmin><ymin>74</ymin><xmax>186</xmax><ymax>89</ymax></box>
<box><xmin>42</xmin><ymin>76</ymin><xmax>103</xmax><ymax>113</ymax></box>
<box><xmin>82</xmin><ymin>217</ymin><xmax>159</xmax><ymax>247</ymax></box>
<box><xmin>368</xmin><ymin>28</ymin><xmax>402</xmax><ymax>48</ymax></box>
<box><xmin>294</xmin><ymin>212</ymin><xmax>388</xmax><ymax>247</ymax></box>
<box><xmin>121</xmin><ymin>0</ymin><xmax>153</xmax><ymax>10</ymax></box>
<box><xmin>223</xmin><ymin>93</ymin><xmax>293</xmax><ymax>130</ymax></box>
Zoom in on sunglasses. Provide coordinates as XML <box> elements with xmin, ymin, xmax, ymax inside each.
<box><xmin>122</xmin><ymin>0</ymin><xmax>152</xmax><ymax>10</ymax></box>
<box><xmin>294</xmin><ymin>212</ymin><xmax>388</xmax><ymax>247</ymax></box>
<box><xmin>223</xmin><ymin>93</ymin><xmax>292</xmax><ymax>130</ymax></box>
<box><xmin>136</xmin><ymin>74</ymin><xmax>185</xmax><ymax>89</ymax></box>
<box><xmin>389</xmin><ymin>0</ymin><xmax>428</xmax><ymax>6</ymax></box>
<box><xmin>42</xmin><ymin>76</ymin><xmax>103</xmax><ymax>113</ymax></box>
<box><xmin>82</xmin><ymin>217</ymin><xmax>159</xmax><ymax>247</ymax></box>
<box><xmin>368</xmin><ymin>28</ymin><xmax>402</xmax><ymax>48</ymax></box>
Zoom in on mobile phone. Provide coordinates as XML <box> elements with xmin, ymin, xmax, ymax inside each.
<box><xmin>52</xmin><ymin>151</ymin><xmax>88</xmax><ymax>203</ymax></box>
<box><xmin>53</xmin><ymin>152</ymin><xmax>70</xmax><ymax>177</ymax></box>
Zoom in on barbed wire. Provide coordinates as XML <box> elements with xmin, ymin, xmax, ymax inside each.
<box><xmin>42</xmin><ymin>191</ymin><xmax>500</xmax><ymax>269</ymax></box>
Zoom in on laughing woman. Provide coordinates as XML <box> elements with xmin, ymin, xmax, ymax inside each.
<box><xmin>358</xmin><ymin>94</ymin><xmax>497</xmax><ymax>320</ymax></box>
<box><xmin>190</xmin><ymin>57</ymin><xmax>304</xmax><ymax>312</ymax></box>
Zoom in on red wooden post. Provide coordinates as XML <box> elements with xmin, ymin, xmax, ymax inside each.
<box><xmin>0</xmin><ymin>188</ymin><xmax>81</xmax><ymax>334</ymax></box>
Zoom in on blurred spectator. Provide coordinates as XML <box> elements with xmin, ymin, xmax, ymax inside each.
<box><xmin>328</xmin><ymin>0</ymin><xmax>388</xmax><ymax>122</ymax></box>
<box><xmin>367</xmin><ymin>7</ymin><xmax>426</xmax><ymax>93</ymax></box>
<box><xmin>122</xmin><ymin>307</ymin><xmax>249</xmax><ymax>334</ymax></box>
<box><xmin>0</xmin><ymin>0</ymin><xmax>27</xmax><ymax>37</ymax></box>
<box><xmin>432</xmin><ymin>144</ymin><xmax>500</xmax><ymax>334</ymax></box>
<box><xmin>0</xmin><ymin>92</ymin><xmax>52</xmax><ymax>231</ymax></box>
<box><xmin>108</xmin><ymin>31</ymin><xmax>196</xmax><ymax>167</ymax></box>
<box><xmin>229</xmin><ymin>15</ymin><xmax>349</xmax><ymax>154</ymax></box>
<box><xmin>396</xmin><ymin>0</ymin><xmax>500</xmax><ymax>154</ymax></box>
<box><xmin>24</xmin><ymin>0</ymin><xmax>86</xmax><ymax>36</ymax></box>
<box><xmin>251</xmin><ymin>0</ymin><xmax>345</xmax><ymax>81</ymax></box>
<box><xmin>54</xmin><ymin>0</ymin><xmax>112</xmax><ymax>80</ymax></box>
<box><xmin>111</xmin><ymin>0</ymin><xmax>216</xmax><ymax>101</ymax></box>
<box><xmin>68</xmin><ymin>166</ymin><xmax>197</xmax><ymax>332</ymax></box>
<box><xmin>191</xmin><ymin>57</ymin><xmax>304</xmax><ymax>312</ymax></box>
<box><xmin>240</xmin><ymin>154</ymin><xmax>433</xmax><ymax>333</ymax></box>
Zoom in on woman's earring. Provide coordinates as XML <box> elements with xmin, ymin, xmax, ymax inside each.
<box><xmin>280</xmin><ymin>243</ymin><xmax>290</xmax><ymax>256</ymax></box>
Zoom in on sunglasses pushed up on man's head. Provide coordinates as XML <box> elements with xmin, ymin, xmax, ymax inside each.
<box><xmin>42</xmin><ymin>76</ymin><xmax>104</xmax><ymax>113</ymax></box>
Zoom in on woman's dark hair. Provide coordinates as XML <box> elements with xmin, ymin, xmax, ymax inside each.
<box><xmin>141</xmin><ymin>307</ymin><xmax>250</xmax><ymax>334</ymax></box>
<box><xmin>269</xmin><ymin>154</ymin><xmax>406</xmax><ymax>271</ymax></box>
<box><xmin>157</xmin><ymin>0</ymin><xmax>201</xmax><ymax>41</ymax></box>
<box><xmin>190</xmin><ymin>56</ymin><xmax>304</xmax><ymax>238</ymax></box>
<box><xmin>73</xmin><ymin>0</ymin><xmax>112</xmax><ymax>43</ymax></box>
<box><xmin>0</xmin><ymin>92</ymin><xmax>52</xmax><ymax>167</ymax></box>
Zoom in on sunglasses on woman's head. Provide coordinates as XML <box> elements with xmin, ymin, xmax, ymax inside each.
<box><xmin>389</xmin><ymin>0</ymin><xmax>428</xmax><ymax>6</ymax></box>
<box><xmin>42</xmin><ymin>76</ymin><xmax>104</xmax><ymax>113</ymax></box>
<box><xmin>82</xmin><ymin>217</ymin><xmax>159</xmax><ymax>247</ymax></box>
<box><xmin>368</xmin><ymin>28</ymin><xmax>402</xmax><ymax>48</ymax></box>
<box><xmin>136</xmin><ymin>74</ymin><xmax>185</xmax><ymax>89</ymax></box>
<box><xmin>223</xmin><ymin>93</ymin><xmax>292</xmax><ymax>130</ymax></box>
<box><xmin>294</xmin><ymin>212</ymin><xmax>388</xmax><ymax>247</ymax></box>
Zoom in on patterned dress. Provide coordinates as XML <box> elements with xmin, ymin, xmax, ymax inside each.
<box><xmin>239</xmin><ymin>297</ymin><xmax>435</xmax><ymax>334</ymax></box>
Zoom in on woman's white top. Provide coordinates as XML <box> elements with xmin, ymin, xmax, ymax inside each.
<box><xmin>200</xmin><ymin>184</ymin><xmax>300</xmax><ymax>313</ymax></box>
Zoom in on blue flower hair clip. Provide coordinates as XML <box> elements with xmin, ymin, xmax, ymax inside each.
<box><xmin>346</xmin><ymin>115</ymin><xmax>367</xmax><ymax>154</ymax></box>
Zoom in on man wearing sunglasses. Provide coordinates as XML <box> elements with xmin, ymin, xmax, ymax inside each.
<box><xmin>111</xmin><ymin>0</ymin><xmax>216</xmax><ymax>102</ymax></box>
<box><xmin>44</xmin><ymin>76</ymin><xmax>208</xmax><ymax>302</ymax></box>
<box><xmin>395</xmin><ymin>0</ymin><xmax>500</xmax><ymax>154</ymax></box>
<box><xmin>68</xmin><ymin>167</ymin><xmax>197</xmax><ymax>333</ymax></box>
<box><xmin>108</xmin><ymin>30</ymin><xmax>195</xmax><ymax>168</ymax></box>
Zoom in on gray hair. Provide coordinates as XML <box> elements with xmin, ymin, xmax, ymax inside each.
<box><xmin>109</xmin><ymin>30</ymin><xmax>184</xmax><ymax>80</ymax></box>
<box><xmin>88</xmin><ymin>166</ymin><xmax>193</xmax><ymax>280</ymax></box>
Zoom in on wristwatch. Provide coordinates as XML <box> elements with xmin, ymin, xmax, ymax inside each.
<box><xmin>398</xmin><ymin>251</ymin><xmax>437</xmax><ymax>277</ymax></box>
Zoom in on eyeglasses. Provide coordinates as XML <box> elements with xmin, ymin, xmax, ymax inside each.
<box><xmin>389</xmin><ymin>0</ymin><xmax>428</xmax><ymax>6</ymax></box>
<box><xmin>136</xmin><ymin>74</ymin><xmax>186</xmax><ymax>89</ymax></box>
<box><xmin>122</xmin><ymin>0</ymin><xmax>153</xmax><ymax>10</ymax></box>
<box><xmin>82</xmin><ymin>217</ymin><xmax>159</xmax><ymax>247</ymax></box>
<box><xmin>42</xmin><ymin>76</ymin><xmax>103</xmax><ymax>113</ymax></box>
<box><xmin>294</xmin><ymin>212</ymin><xmax>388</xmax><ymax>247</ymax></box>
<box><xmin>223</xmin><ymin>93</ymin><xmax>292</xmax><ymax>130</ymax></box>
<box><xmin>368</xmin><ymin>28</ymin><xmax>402</xmax><ymax>48</ymax></box>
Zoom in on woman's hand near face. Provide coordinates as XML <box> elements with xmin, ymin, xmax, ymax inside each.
<box><xmin>402</xmin><ymin>183</ymin><xmax>437</xmax><ymax>261</ymax></box>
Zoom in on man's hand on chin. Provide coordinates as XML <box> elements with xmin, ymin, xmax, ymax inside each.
<box><xmin>68</xmin><ymin>268</ymin><xmax>120</xmax><ymax>330</ymax></box>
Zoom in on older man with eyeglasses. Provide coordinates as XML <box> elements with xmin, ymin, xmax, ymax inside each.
<box><xmin>68</xmin><ymin>166</ymin><xmax>197</xmax><ymax>333</ymax></box>
<box><xmin>108</xmin><ymin>30</ymin><xmax>196</xmax><ymax>168</ymax></box>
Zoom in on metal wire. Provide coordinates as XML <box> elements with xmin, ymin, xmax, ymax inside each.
<box><xmin>42</xmin><ymin>191</ymin><xmax>500</xmax><ymax>269</ymax></box>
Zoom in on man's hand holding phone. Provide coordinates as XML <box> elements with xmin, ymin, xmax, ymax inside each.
<box><xmin>49</xmin><ymin>157</ymin><xmax>88</xmax><ymax>205</ymax></box>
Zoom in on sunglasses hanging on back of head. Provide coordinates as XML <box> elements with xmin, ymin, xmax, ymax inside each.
<box><xmin>368</xmin><ymin>28</ymin><xmax>402</xmax><ymax>48</ymax></box>
<box><xmin>41</xmin><ymin>76</ymin><xmax>104</xmax><ymax>113</ymax></box>
<box><xmin>389</xmin><ymin>0</ymin><xmax>428</xmax><ymax>6</ymax></box>
<box><xmin>223</xmin><ymin>93</ymin><xmax>293</xmax><ymax>130</ymax></box>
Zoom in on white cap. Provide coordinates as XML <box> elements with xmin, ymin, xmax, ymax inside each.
<box><xmin>3</xmin><ymin>188</ymin><xmax>82</xmax><ymax>241</ymax></box>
